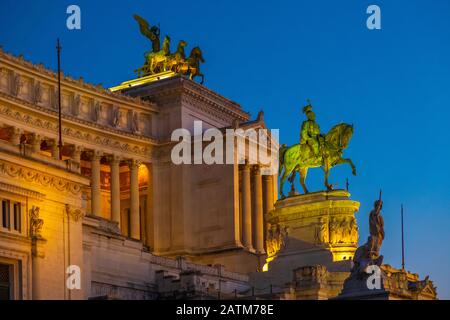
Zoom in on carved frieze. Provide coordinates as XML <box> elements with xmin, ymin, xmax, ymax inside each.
<box><xmin>266</xmin><ymin>223</ymin><xmax>289</xmax><ymax>258</ymax></box>
<box><xmin>0</xmin><ymin>103</ymin><xmax>151</xmax><ymax>158</ymax></box>
<box><xmin>329</xmin><ymin>216</ymin><xmax>358</xmax><ymax>245</ymax></box>
<box><xmin>0</xmin><ymin>160</ymin><xmax>83</xmax><ymax>195</ymax></box>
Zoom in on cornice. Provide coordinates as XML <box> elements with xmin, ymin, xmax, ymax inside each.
<box><xmin>122</xmin><ymin>76</ymin><xmax>250</xmax><ymax>122</ymax></box>
<box><xmin>0</xmin><ymin>181</ymin><xmax>45</xmax><ymax>199</ymax></box>
<box><xmin>0</xmin><ymin>48</ymin><xmax>158</xmax><ymax>112</ymax></box>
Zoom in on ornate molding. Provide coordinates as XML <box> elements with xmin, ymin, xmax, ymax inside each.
<box><xmin>0</xmin><ymin>100</ymin><xmax>152</xmax><ymax>157</ymax></box>
<box><xmin>0</xmin><ymin>181</ymin><xmax>45</xmax><ymax>199</ymax></box>
<box><xmin>0</xmin><ymin>49</ymin><xmax>157</xmax><ymax>109</ymax></box>
<box><xmin>128</xmin><ymin>76</ymin><xmax>249</xmax><ymax>122</ymax></box>
<box><xmin>0</xmin><ymin>160</ymin><xmax>82</xmax><ymax>195</ymax></box>
<box><xmin>65</xmin><ymin>204</ymin><xmax>84</xmax><ymax>222</ymax></box>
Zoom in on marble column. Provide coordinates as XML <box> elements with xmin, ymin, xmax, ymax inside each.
<box><xmin>263</xmin><ymin>174</ymin><xmax>274</xmax><ymax>214</ymax></box>
<box><xmin>110</xmin><ymin>155</ymin><xmax>121</xmax><ymax>227</ymax></box>
<box><xmin>272</xmin><ymin>173</ymin><xmax>279</xmax><ymax>203</ymax></box>
<box><xmin>9</xmin><ymin>127</ymin><xmax>22</xmax><ymax>145</ymax></box>
<box><xmin>253</xmin><ymin>166</ymin><xmax>264</xmax><ymax>253</ymax></box>
<box><xmin>70</xmin><ymin>146</ymin><xmax>82</xmax><ymax>173</ymax></box>
<box><xmin>51</xmin><ymin>140</ymin><xmax>59</xmax><ymax>160</ymax></box>
<box><xmin>129</xmin><ymin>159</ymin><xmax>141</xmax><ymax>240</ymax></box>
<box><xmin>241</xmin><ymin>164</ymin><xmax>253</xmax><ymax>251</ymax></box>
<box><xmin>72</xmin><ymin>146</ymin><xmax>81</xmax><ymax>163</ymax></box>
<box><xmin>90</xmin><ymin>152</ymin><xmax>102</xmax><ymax>217</ymax></box>
<box><xmin>30</xmin><ymin>133</ymin><xmax>41</xmax><ymax>153</ymax></box>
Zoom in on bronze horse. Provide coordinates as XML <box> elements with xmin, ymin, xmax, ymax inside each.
<box><xmin>279</xmin><ymin>123</ymin><xmax>356</xmax><ymax>197</ymax></box>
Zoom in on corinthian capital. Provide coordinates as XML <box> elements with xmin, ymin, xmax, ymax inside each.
<box><xmin>127</xmin><ymin>159</ymin><xmax>141</xmax><ymax>169</ymax></box>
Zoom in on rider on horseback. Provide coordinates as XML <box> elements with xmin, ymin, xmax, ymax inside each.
<box><xmin>300</xmin><ymin>102</ymin><xmax>324</xmax><ymax>157</ymax></box>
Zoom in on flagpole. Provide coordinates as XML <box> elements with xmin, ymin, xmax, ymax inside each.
<box><xmin>56</xmin><ymin>39</ymin><xmax>63</xmax><ymax>160</ymax></box>
<box><xmin>401</xmin><ymin>204</ymin><xmax>405</xmax><ymax>270</ymax></box>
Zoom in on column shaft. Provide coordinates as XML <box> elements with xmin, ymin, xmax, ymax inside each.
<box><xmin>91</xmin><ymin>153</ymin><xmax>102</xmax><ymax>216</ymax></box>
<box><xmin>263</xmin><ymin>175</ymin><xmax>274</xmax><ymax>214</ymax></box>
<box><xmin>110</xmin><ymin>157</ymin><xmax>121</xmax><ymax>226</ymax></box>
<box><xmin>129</xmin><ymin>159</ymin><xmax>141</xmax><ymax>240</ymax></box>
<box><xmin>253</xmin><ymin>166</ymin><xmax>264</xmax><ymax>253</ymax></box>
<box><xmin>242</xmin><ymin>164</ymin><xmax>253</xmax><ymax>250</ymax></box>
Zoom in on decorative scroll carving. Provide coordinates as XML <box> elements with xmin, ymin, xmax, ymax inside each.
<box><xmin>65</xmin><ymin>204</ymin><xmax>84</xmax><ymax>222</ymax></box>
<box><xmin>0</xmin><ymin>104</ymin><xmax>149</xmax><ymax>157</ymax></box>
<box><xmin>0</xmin><ymin>160</ymin><xmax>83</xmax><ymax>195</ymax></box>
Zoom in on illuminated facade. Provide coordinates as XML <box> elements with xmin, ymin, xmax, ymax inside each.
<box><xmin>0</xmin><ymin>48</ymin><xmax>276</xmax><ymax>299</ymax></box>
<box><xmin>0</xmin><ymin>48</ymin><xmax>437</xmax><ymax>300</ymax></box>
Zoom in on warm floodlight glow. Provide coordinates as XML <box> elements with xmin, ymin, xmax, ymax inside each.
<box><xmin>109</xmin><ymin>70</ymin><xmax>176</xmax><ymax>92</ymax></box>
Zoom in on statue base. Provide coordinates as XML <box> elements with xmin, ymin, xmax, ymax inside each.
<box><xmin>267</xmin><ymin>190</ymin><xmax>360</xmax><ymax>266</ymax></box>
<box><xmin>334</xmin><ymin>264</ymin><xmax>437</xmax><ymax>300</ymax></box>
<box><xmin>250</xmin><ymin>190</ymin><xmax>360</xmax><ymax>292</ymax></box>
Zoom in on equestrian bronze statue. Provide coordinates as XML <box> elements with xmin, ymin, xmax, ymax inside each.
<box><xmin>133</xmin><ymin>14</ymin><xmax>205</xmax><ymax>84</ymax></box>
<box><xmin>279</xmin><ymin>102</ymin><xmax>356</xmax><ymax>198</ymax></box>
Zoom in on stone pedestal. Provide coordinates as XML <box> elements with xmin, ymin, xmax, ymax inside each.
<box><xmin>335</xmin><ymin>264</ymin><xmax>438</xmax><ymax>300</ymax></box>
<box><xmin>266</xmin><ymin>190</ymin><xmax>360</xmax><ymax>268</ymax></box>
<box><xmin>250</xmin><ymin>190</ymin><xmax>360</xmax><ymax>293</ymax></box>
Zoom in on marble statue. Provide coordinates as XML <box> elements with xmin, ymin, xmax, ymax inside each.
<box><xmin>351</xmin><ymin>197</ymin><xmax>384</xmax><ymax>277</ymax></box>
<box><xmin>30</xmin><ymin>205</ymin><xmax>43</xmax><ymax>238</ymax></box>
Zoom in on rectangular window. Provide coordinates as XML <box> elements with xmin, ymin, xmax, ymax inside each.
<box><xmin>13</xmin><ymin>203</ymin><xmax>21</xmax><ymax>232</ymax></box>
<box><xmin>2</xmin><ymin>200</ymin><xmax>10</xmax><ymax>229</ymax></box>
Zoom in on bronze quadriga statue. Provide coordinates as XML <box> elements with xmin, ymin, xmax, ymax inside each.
<box><xmin>133</xmin><ymin>14</ymin><xmax>205</xmax><ymax>84</ymax></box>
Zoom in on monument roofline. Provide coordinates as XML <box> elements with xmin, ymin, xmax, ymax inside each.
<box><xmin>118</xmin><ymin>75</ymin><xmax>251</xmax><ymax>122</ymax></box>
<box><xmin>0</xmin><ymin>90</ymin><xmax>158</xmax><ymax>146</ymax></box>
<box><xmin>0</xmin><ymin>46</ymin><xmax>158</xmax><ymax>112</ymax></box>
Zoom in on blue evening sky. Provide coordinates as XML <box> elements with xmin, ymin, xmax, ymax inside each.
<box><xmin>1</xmin><ymin>0</ymin><xmax>449</xmax><ymax>298</ymax></box>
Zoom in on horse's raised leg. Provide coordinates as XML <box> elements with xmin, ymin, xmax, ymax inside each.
<box><xmin>334</xmin><ymin>158</ymin><xmax>357</xmax><ymax>176</ymax></box>
<box><xmin>299</xmin><ymin>167</ymin><xmax>309</xmax><ymax>194</ymax></box>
